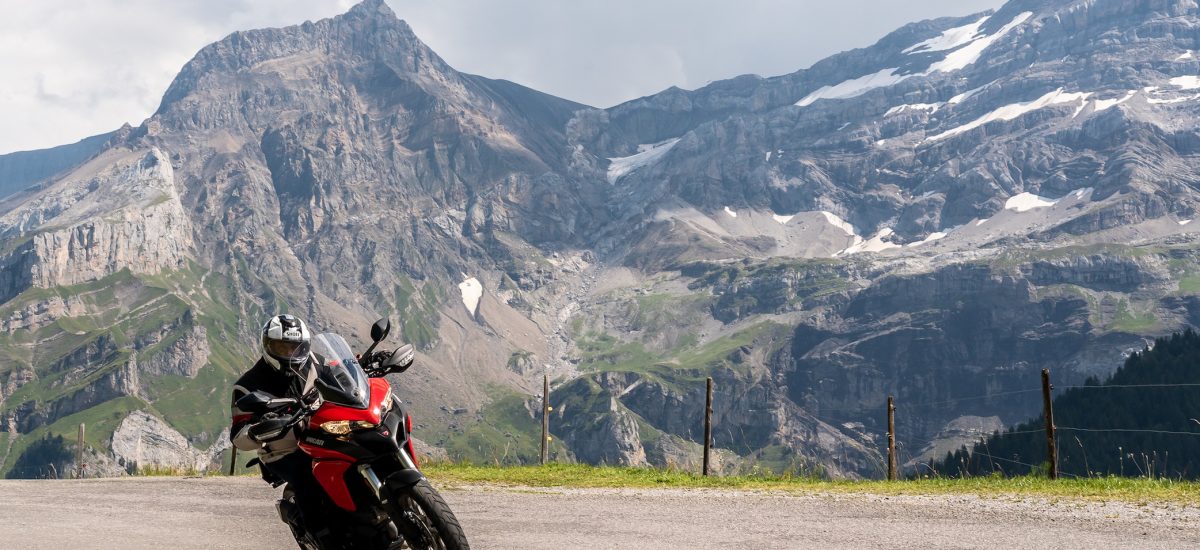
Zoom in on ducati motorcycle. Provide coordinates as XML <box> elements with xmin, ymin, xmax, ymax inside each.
<box><xmin>238</xmin><ymin>318</ymin><xmax>469</xmax><ymax>550</ymax></box>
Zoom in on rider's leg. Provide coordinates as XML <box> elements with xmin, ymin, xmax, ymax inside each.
<box><xmin>264</xmin><ymin>451</ymin><xmax>337</xmax><ymax>544</ymax></box>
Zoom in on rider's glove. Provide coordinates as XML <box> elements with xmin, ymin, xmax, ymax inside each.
<box><xmin>247</xmin><ymin>415</ymin><xmax>292</xmax><ymax>443</ymax></box>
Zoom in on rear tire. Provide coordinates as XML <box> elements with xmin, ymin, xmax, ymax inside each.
<box><xmin>389</xmin><ymin>479</ymin><xmax>470</xmax><ymax>550</ymax></box>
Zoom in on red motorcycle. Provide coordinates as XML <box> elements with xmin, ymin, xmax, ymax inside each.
<box><xmin>237</xmin><ymin>318</ymin><xmax>469</xmax><ymax>550</ymax></box>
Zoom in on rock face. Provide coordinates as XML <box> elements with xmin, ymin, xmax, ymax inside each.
<box><xmin>111</xmin><ymin>411</ymin><xmax>228</xmax><ymax>472</ymax></box>
<box><xmin>0</xmin><ymin>147</ymin><xmax>193</xmax><ymax>301</ymax></box>
<box><xmin>7</xmin><ymin>0</ymin><xmax>1200</xmax><ymax>477</ymax></box>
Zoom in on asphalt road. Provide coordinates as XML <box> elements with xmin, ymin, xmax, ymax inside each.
<box><xmin>0</xmin><ymin>477</ymin><xmax>1197</xmax><ymax>549</ymax></box>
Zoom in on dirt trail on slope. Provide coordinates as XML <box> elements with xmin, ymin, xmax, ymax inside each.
<box><xmin>0</xmin><ymin>477</ymin><xmax>1196</xmax><ymax>549</ymax></box>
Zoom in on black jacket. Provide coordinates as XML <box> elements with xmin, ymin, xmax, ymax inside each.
<box><xmin>229</xmin><ymin>357</ymin><xmax>318</xmax><ymax>462</ymax></box>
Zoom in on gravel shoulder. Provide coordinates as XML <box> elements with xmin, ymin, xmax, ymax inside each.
<box><xmin>0</xmin><ymin>477</ymin><xmax>1196</xmax><ymax>549</ymax></box>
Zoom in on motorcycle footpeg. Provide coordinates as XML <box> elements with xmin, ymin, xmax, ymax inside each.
<box><xmin>276</xmin><ymin>498</ymin><xmax>301</xmax><ymax>525</ymax></box>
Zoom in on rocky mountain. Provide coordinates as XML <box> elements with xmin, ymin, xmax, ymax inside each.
<box><xmin>4</xmin><ymin>0</ymin><xmax>1200</xmax><ymax>478</ymax></box>
<box><xmin>0</xmin><ymin>131</ymin><xmax>114</xmax><ymax>200</ymax></box>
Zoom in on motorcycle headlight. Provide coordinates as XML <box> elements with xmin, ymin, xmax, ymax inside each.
<box><xmin>319</xmin><ymin>420</ymin><xmax>377</xmax><ymax>435</ymax></box>
<box><xmin>320</xmin><ymin>420</ymin><xmax>352</xmax><ymax>435</ymax></box>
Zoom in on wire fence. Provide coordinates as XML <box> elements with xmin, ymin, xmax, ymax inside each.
<box><xmin>883</xmin><ymin>373</ymin><xmax>1200</xmax><ymax>481</ymax></box>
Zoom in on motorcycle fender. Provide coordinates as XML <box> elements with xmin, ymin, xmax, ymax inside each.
<box><xmin>312</xmin><ymin>459</ymin><xmax>357</xmax><ymax>512</ymax></box>
<box><xmin>386</xmin><ymin>469</ymin><xmax>424</xmax><ymax>489</ymax></box>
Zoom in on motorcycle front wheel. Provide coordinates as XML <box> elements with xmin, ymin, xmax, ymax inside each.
<box><xmin>388</xmin><ymin>479</ymin><xmax>470</xmax><ymax>550</ymax></box>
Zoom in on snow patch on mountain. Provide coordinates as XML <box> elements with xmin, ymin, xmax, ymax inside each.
<box><xmin>1178</xmin><ymin>50</ymin><xmax>1195</xmax><ymax>61</ymax></box>
<box><xmin>796</xmin><ymin>68</ymin><xmax>912</xmax><ymax>107</ymax></box>
<box><xmin>459</xmin><ymin>277</ymin><xmax>482</xmax><ymax>316</ymax></box>
<box><xmin>1005</xmin><ymin>192</ymin><xmax>1058</xmax><ymax>212</ymax></box>
<box><xmin>772</xmin><ymin>213</ymin><xmax>795</xmax><ymax>224</ymax></box>
<box><xmin>607</xmin><ymin>138</ymin><xmax>680</xmax><ymax>183</ymax></box>
<box><xmin>1148</xmin><ymin>93</ymin><xmax>1200</xmax><ymax>104</ymax></box>
<box><xmin>838</xmin><ymin>228</ymin><xmax>899</xmax><ymax>256</ymax></box>
<box><xmin>927</xmin><ymin>12</ymin><xmax>1033</xmax><ymax>73</ymax></box>
<box><xmin>1094</xmin><ymin>90</ymin><xmax>1137</xmax><ymax>112</ymax></box>
<box><xmin>724</xmin><ymin>206</ymin><xmax>738</xmax><ymax>218</ymax></box>
<box><xmin>820</xmin><ymin>211</ymin><xmax>858</xmax><ymax>236</ymax></box>
<box><xmin>1169</xmin><ymin>76</ymin><xmax>1200</xmax><ymax>90</ymax></box>
<box><xmin>886</xmin><ymin>103</ymin><xmax>942</xmax><ymax>116</ymax></box>
<box><xmin>799</xmin><ymin>12</ymin><xmax>1031</xmax><ymax>109</ymax></box>
<box><xmin>926</xmin><ymin>88</ymin><xmax>1092</xmax><ymax>142</ymax></box>
<box><xmin>904</xmin><ymin>16</ymin><xmax>990</xmax><ymax>54</ymax></box>
<box><xmin>908</xmin><ymin>231</ymin><xmax>948</xmax><ymax>247</ymax></box>
<box><xmin>949</xmin><ymin>86</ymin><xmax>986</xmax><ymax>105</ymax></box>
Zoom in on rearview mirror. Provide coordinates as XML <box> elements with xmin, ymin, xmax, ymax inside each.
<box><xmin>383</xmin><ymin>344</ymin><xmax>415</xmax><ymax>373</ymax></box>
<box><xmin>370</xmin><ymin>318</ymin><xmax>392</xmax><ymax>343</ymax></box>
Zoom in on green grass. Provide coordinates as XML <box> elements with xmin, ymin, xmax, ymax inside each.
<box><xmin>990</xmin><ymin>244</ymin><xmax>1160</xmax><ymax>269</ymax></box>
<box><xmin>672</xmin><ymin>322</ymin><xmax>783</xmax><ymax>372</ymax></box>
<box><xmin>442</xmin><ymin>389</ymin><xmax>568</xmax><ymax>465</ymax></box>
<box><xmin>0</xmin><ymin>262</ymin><xmax>252</xmax><ymax>466</ymax></box>
<box><xmin>387</xmin><ymin>276</ymin><xmax>441</xmax><ymax>350</ymax></box>
<box><xmin>143</xmin><ymin>360</ymin><xmax>236</xmax><ymax>444</ymax></box>
<box><xmin>0</xmin><ymin>396</ymin><xmax>147</xmax><ymax>477</ymax></box>
<box><xmin>576</xmin><ymin>333</ymin><xmax>661</xmax><ymax>375</ymax></box>
<box><xmin>1178</xmin><ymin>275</ymin><xmax>1200</xmax><ymax>295</ymax></box>
<box><xmin>575</xmin><ymin>321</ymin><xmax>784</xmax><ymax>382</ymax></box>
<box><xmin>421</xmin><ymin>464</ymin><xmax>1200</xmax><ymax>504</ymax></box>
<box><xmin>1109</xmin><ymin>299</ymin><xmax>1159</xmax><ymax>333</ymax></box>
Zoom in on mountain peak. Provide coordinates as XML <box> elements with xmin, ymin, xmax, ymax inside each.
<box><xmin>156</xmin><ymin>0</ymin><xmax>431</xmax><ymax>113</ymax></box>
<box><xmin>345</xmin><ymin>0</ymin><xmax>397</xmax><ymax>19</ymax></box>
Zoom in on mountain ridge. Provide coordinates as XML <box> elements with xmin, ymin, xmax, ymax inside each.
<box><xmin>4</xmin><ymin>0</ymin><xmax>1200</xmax><ymax>478</ymax></box>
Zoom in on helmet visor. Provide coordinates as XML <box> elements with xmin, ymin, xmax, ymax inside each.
<box><xmin>265</xmin><ymin>338</ymin><xmax>310</xmax><ymax>362</ymax></box>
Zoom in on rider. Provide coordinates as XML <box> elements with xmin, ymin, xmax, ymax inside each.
<box><xmin>230</xmin><ymin>314</ymin><xmax>333</xmax><ymax>545</ymax></box>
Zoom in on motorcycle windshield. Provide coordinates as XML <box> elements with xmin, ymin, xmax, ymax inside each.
<box><xmin>311</xmin><ymin>332</ymin><xmax>371</xmax><ymax>409</ymax></box>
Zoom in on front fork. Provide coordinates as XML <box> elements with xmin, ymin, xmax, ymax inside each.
<box><xmin>357</xmin><ymin>448</ymin><xmax>423</xmax><ymax>505</ymax></box>
<box><xmin>358</xmin><ymin>449</ymin><xmax>426</xmax><ymax>546</ymax></box>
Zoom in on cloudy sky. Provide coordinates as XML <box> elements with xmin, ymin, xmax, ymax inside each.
<box><xmin>0</xmin><ymin>0</ymin><xmax>1001</xmax><ymax>154</ymax></box>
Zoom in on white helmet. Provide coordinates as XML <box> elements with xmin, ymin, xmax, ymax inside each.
<box><xmin>261</xmin><ymin>314</ymin><xmax>312</xmax><ymax>372</ymax></box>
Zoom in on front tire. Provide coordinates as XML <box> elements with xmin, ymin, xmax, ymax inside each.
<box><xmin>388</xmin><ymin>479</ymin><xmax>470</xmax><ymax>550</ymax></box>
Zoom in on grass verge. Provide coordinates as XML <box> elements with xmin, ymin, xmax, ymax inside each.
<box><xmin>422</xmin><ymin>463</ymin><xmax>1200</xmax><ymax>504</ymax></box>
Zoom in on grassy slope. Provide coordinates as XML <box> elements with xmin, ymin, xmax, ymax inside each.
<box><xmin>423</xmin><ymin>464</ymin><xmax>1200</xmax><ymax>504</ymax></box>
<box><xmin>0</xmin><ymin>263</ymin><xmax>252</xmax><ymax>476</ymax></box>
<box><xmin>441</xmin><ymin>389</ymin><xmax>567</xmax><ymax>465</ymax></box>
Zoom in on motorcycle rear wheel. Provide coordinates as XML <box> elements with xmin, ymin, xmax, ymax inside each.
<box><xmin>389</xmin><ymin>479</ymin><xmax>470</xmax><ymax>550</ymax></box>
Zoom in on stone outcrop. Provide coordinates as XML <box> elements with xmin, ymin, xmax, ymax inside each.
<box><xmin>138</xmin><ymin>324</ymin><xmax>209</xmax><ymax>378</ymax></box>
<box><xmin>111</xmin><ymin>411</ymin><xmax>228</xmax><ymax>472</ymax></box>
<box><xmin>0</xmin><ymin>148</ymin><xmax>193</xmax><ymax>303</ymax></box>
<box><xmin>551</xmin><ymin>377</ymin><xmax>648</xmax><ymax>466</ymax></box>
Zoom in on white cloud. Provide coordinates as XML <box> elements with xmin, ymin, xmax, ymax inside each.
<box><xmin>0</xmin><ymin>0</ymin><xmax>355</xmax><ymax>154</ymax></box>
<box><xmin>0</xmin><ymin>0</ymin><xmax>1001</xmax><ymax>154</ymax></box>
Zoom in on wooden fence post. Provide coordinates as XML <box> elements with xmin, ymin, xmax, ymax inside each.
<box><xmin>76</xmin><ymin>423</ymin><xmax>85</xmax><ymax>479</ymax></box>
<box><xmin>541</xmin><ymin>374</ymin><xmax>550</xmax><ymax>465</ymax></box>
<box><xmin>887</xmin><ymin>396</ymin><xmax>896</xmax><ymax>481</ymax></box>
<box><xmin>1041</xmin><ymin>369</ymin><xmax>1058</xmax><ymax>480</ymax></box>
<box><xmin>703</xmin><ymin>377</ymin><xmax>713</xmax><ymax>476</ymax></box>
<box><xmin>228</xmin><ymin>447</ymin><xmax>238</xmax><ymax>476</ymax></box>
